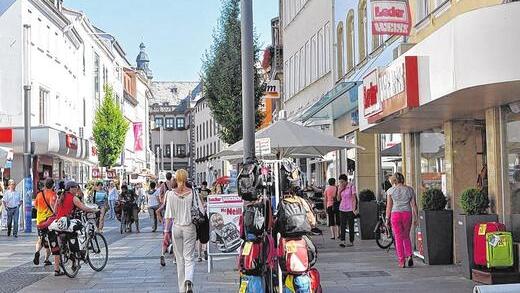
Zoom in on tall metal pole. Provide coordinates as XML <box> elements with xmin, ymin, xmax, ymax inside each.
<box><xmin>159</xmin><ymin>126</ymin><xmax>164</xmax><ymax>172</ymax></box>
<box><xmin>170</xmin><ymin>140</ymin><xmax>174</xmax><ymax>172</ymax></box>
<box><xmin>241</xmin><ymin>0</ymin><xmax>255</xmax><ymax>164</ymax></box>
<box><xmin>23</xmin><ymin>24</ymin><xmax>33</xmax><ymax>233</ymax></box>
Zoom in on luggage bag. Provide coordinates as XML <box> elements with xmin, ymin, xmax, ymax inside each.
<box><xmin>473</xmin><ymin>222</ymin><xmax>506</xmax><ymax>266</ymax></box>
<box><xmin>486</xmin><ymin>231</ymin><xmax>514</xmax><ymax>269</ymax></box>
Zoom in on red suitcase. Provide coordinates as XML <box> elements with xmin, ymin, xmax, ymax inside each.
<box><xmin>473</xmin><ymin>222</ymin><xmax>506</xmax><ymax>266</ymax></box>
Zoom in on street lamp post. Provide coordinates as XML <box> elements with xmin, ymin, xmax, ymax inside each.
<box><xmin>240</xmin><ymin>0</ymin><xmax>256</xmax><ymax>164</ymax></box>
<box><xmin>23</xmin><ymin>24</ymin><xmax>33</xmax><ymax>233</ymax></box>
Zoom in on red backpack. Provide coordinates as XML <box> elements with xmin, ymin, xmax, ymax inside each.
<box><xmin>278</xmin><ymin>236</ymin><xmax>316</xmax><ymax>274</ymax></box>
<box><xmin>238</xmin><ymin>240</ymin><xmax>263</xmax><ymax>275</ymax></box>
<box><xmin>308</xmin><ymin>268</ymin><xmax>322</xmax><ymax>293</ymax></box>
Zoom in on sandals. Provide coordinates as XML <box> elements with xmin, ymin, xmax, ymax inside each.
<box><xmin>407</xmin><ymin>256</ymin><xmax>414</xmax><ymax>267</ymax></box>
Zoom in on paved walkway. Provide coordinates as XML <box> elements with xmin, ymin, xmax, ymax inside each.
<box><xmin>0</xmin><ymin>213</ymin><xmax>476</xmax><ymax>292</ymax></box>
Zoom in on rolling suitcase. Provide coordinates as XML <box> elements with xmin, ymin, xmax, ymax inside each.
<box><xmin>473</xmin><ymin>222</ymin><xmax>506</xmax><ymax>266</ymax></box>
<box><xmin>486</xmin><ymin>232</ymin><xmax>514</xmax><ymax>268</ymax></box>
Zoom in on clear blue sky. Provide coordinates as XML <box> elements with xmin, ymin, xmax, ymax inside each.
<box><xmin>64</xmin><ymin>0</ymin><xmax>278</xmax><ymax>81</ymax></box>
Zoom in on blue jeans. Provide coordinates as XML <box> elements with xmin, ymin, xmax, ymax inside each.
<box><xmin>108</xmin><ymin>199</ymin><xmax>116</xmax><ymax>219</ymax></box>
<box><xmin>6</xmin><ymin>206</ymin><xmax>19</xmax><ymax>236</ymax></box>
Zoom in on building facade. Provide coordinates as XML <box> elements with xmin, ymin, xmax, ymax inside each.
<box><xmin>0</xmin><ymin>0</ymin><xmax>153</xmax><ymax>186</ymax></box>
<box><xmin>192</xmin><ymin>96</ymin><xmax>229</xmax><ymax>186</ymax></box>
<box><xmin>150</xmin><ymin>81</ymin><xmax>200</xmax><ymax>176</ymax></box>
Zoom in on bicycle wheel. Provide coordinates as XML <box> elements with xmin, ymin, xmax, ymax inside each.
<box><xmin>375</xmin><ymin>222</ymin><xmax>394</xmax><ymax>249</ymax></box>
<box><xmin>60</xmin><ymin>242</ymin><xmax>80</xmax><ymax>278</ymax></box>
<box><xmin>87</xmin><ymin>232</ymin><xmax>108</xmax><ymax>271</ymax></box>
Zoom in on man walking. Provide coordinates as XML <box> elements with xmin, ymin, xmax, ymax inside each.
<box><xmin>108</xmin><ymin>181</ymin><xmax>118</xmax><ymax>220</ymax></box>
<box><xmin>2</xmin><ymin>179</ymin><xmax>22</xmax><ymax>237</ymax></box>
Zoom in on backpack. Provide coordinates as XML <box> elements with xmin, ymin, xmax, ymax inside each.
<box><xmin>238</xmin><ymin>240</ymin><xmax>264</xmax><ymax>275</ymax></box>
<box><xmin>284</xmin><ymin>274</ymin><xmax>312</xmax><ymax>293</ymax></box>
<box><xmin>237</xmin><ymin>163</ymin><xmax>260</xmax><ymax>201</ymax></box>
<box><xmin>243</xmin><ymin>200</ymin><xmax>273</xmax><ymax>241</ymax></box>
<box><xmin>238</xmin><ymin>274</ymin><xmax>265</xmax><ymax>293</ymax></box>
<box><xmin>277</xmin><ymin>195</ymin><xmax>313</xmax><ymax>237</ymax></box>
<box><xmin>308</xmin><ymin>268</ymin><xmax>322</xmax><ymax>293</ymax></box>
<box><xmin>278</xmin><ymin>236</ymin><xmax>316</xmax><ymax>274</ymax></box>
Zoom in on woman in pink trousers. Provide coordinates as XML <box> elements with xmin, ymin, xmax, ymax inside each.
<box><xmin>385</xmin><ymin>172</ymin><xmax>418</xmax><ymax>268</ymax></box>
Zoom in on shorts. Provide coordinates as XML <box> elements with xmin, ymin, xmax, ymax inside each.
<box><xmin>327</xmin><ymin>206</ymin><xmax>340</xmax><ymax>227</ymax></box>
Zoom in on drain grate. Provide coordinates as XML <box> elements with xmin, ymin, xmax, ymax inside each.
<box><xmin>343</xmin><ymin>271</ymin><xmax>391</xmax><ymax>278</ymax></box>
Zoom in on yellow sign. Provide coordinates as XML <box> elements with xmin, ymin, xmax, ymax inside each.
<box><xmin>242</xmin><ymin>242</ymin><xmax>252</xmax><ymax>256</ymax></box>
<box><xmin>478</xmin><ymin>224</ymin><xmax>487</xmax><ymax>236</ymax></box>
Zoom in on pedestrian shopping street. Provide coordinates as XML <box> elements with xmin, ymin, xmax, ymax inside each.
<box><xmin>0</xmin><ymin>214</ymin><xmax>474</xmax><ymax>293</ymax></box>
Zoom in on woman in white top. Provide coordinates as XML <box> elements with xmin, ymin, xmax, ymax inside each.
<box><xmin>164</xmin><ymin>169</ymin><xmax>202</xmax><ymax>293</ymax></box>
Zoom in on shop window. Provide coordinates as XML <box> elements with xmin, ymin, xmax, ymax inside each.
<box><xmin>39</xmin><ymin>88</ymin><xmax>49</xmax><ymax>125</ymax></box>
<box><xmin>358</xmin><ymin>0</ymin><xmax>368</xmax><ymax>63</ymax></box>
<box><xmin>505</xmin><ymin>108</ymin><xmax>520</xmax><ymax>239</ymax></box>
<box><xmin>336</xmin><ymin>21</ymin><xmax>344</xmax><ymax>79</ymax></box>
<box><xmin>419</xmin><ymin>131</ymin><xmax>446</xmax><ymax>193</ymax></box>
<box><xmin>346</xmin><ymin>10</ymin><xmax>355</xmax><ymax>71</ymax></box>
<box><xmin>165</xmin><ymin>117</ymin><xmax>175</xmax><ymax>129</ymax></box>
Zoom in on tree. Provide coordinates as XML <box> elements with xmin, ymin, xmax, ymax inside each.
<box><xmin>202</xmin><ymin>0</ymin><xmax>264</xmax><ymax>145</ymax></box>
<box><xmin>93</xmin><ymin>85</ymin><xmax>129</xmax><ymax>167</ymax></box>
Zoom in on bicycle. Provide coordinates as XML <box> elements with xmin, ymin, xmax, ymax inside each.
<box><xmin>374</xmin><ymin>200</ymin><xmax>394</xmax><ymax>249</ymax></box>
<box><xmin>58</xmin><ymin>207</ymin><xmax>109</xmax><ymax>278</ymax></box>
<box><xmin>117</xmin><ymin>200</ymin><xmax>139</xmax><ymax>233</ymax></box>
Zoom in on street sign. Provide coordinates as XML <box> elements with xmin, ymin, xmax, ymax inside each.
<box><xmin>255</xmin><ymin>137</ymin><xmax>271</xmax><ymax>156</ymax></box>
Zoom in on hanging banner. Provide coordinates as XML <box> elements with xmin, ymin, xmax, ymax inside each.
<box><xmin>207</xmin><ymin>194</ymin><xmax>243</xmax><ymax>255</ymax></box>
<box><xmin>371</xmin><ymin>0</ymin><xmax>411</xmax><ymax>36</ymax></box>
<box><xmin>133</xmin><ymin>122</ymin><xmax>143</xmax><ymax>152</ymax></box>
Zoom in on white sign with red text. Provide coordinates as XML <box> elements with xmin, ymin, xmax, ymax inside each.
<box><xmin>371</xmin><ymin>0</ymin><xmax>411</xmax><ymax>36</ymax></box>
<box><xmin>362</xmin><ymin>69</ymin><xmax>381</xmax><ymax>118</ymax></box>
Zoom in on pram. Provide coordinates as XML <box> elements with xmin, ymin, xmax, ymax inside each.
<box><xmin>115</xmin><ymin>200</ymin><xmax>139</xmax><ymax>234</ymax></box>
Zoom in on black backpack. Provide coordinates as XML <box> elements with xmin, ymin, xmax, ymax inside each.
<box><xmin>276</xmin><ymin>196</ymin><xmax>312</xmax><ymax>237</ymax></box>
<box><xmin>243</xmin><ymin>200</ymin><xmax>272</xmax><ymax>241</ymax></box>
<box><xmin>237</xmin><ymin>163</ymin><xmax>260</xmax><ymax>201</ymax></box>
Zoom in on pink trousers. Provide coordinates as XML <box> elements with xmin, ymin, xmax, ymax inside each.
<box><xmin>391</xmin><ymin>211</ymin><xmax>412</xmax><ymax>263</ymax></box>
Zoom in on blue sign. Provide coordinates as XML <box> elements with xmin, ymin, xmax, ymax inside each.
<box><xmin>24</xmin><ymin>176</ymin><xmax>33</xmax><ymax>233</ymax></box>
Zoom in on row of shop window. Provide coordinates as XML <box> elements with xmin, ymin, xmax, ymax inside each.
<box><xmin>154</xmin><ymin>117</ymin><xmax>185</xmax><ymax>129</ymax></box>
<box><xmin>154</xmin><ymin>144</ymin><xmax>186</xmax><ymax>158</ymax></box>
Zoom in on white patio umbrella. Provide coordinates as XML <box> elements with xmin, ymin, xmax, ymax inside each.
<box><xmin>214</xmin><ymin>117</ymin><xmax>364</xmax><ymax>160</ymax></box>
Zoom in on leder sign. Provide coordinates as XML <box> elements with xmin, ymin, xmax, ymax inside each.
<box><xmin>362</xmin><ymin>56</ymin><xmax>419</xmax><ymax>124</ymax></box>
<box><xmin>371</xmin><ymin>0</ymin><xmax>411</xmax><ymax>36</ymax></box>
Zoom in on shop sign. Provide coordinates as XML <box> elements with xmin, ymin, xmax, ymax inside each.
<box><xmin>207</xmin><ymin>194</ymin><xmax>243</xmax><ymax>256</ymax></box>
<box><xmin>362</xmin><ymin>69</ymin><xmax>381</xmax><ymax>118</ymax></box>
<box><xmin>92</xmin><ymin>168</ymin><xmax>100</xmax><ymax>178</ymax></box>
<box><xmin>264</xmin><ymin>80</ymin><xmax>280</xmax><ymax>99</ymax></box>
<box><xmin>66</xmin><ymin>134</ymin><xmax>78</xmax><ymax>150</ymax></box>
<box><xmin>371</xmin><ymin>0</ymin><xmax>411</xmax><ymax>36</ymax></box>
<box><xmin>364</xmin><ymin>56</ymin><xmax>419</xmax><ymax>124</ymax></box>
<box><xmin>106</xmin><ymin>169</ymin><xmax>116</xmax><ymax>179</ymax></box>
<box><xmin>0</xmin><ymin>128</ymin><xmax>13</xmax><ymax>143</ymax></box>
<box><xmin>255</xmin><ymin>138</ymin><xmax>271</xmax><ymax>156</ymax></box>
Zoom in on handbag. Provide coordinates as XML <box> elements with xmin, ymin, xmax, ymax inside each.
<box><xmin>191</xmin><ymin>189</ymin><xmax>206</xmax><ymax>227</ymax></box>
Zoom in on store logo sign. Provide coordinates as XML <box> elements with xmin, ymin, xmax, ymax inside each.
<box><xmin>380</xmin><ymin>61</ymin><xmax>405</xmax><ymax>102</ymax></box>
<box><xmin>371</xmin><ymin>0</ymin><xmax>411</xmax><ymax>36</ymax></box>
<box><xmin>362</xmin><ymin>69</ymin><xmax>381</xmax><ymax>118</ymax></box>
<box><xmin>264</xmin><ymin>80</ymin><xmax>280</xmax><ymax>98</ymax></box>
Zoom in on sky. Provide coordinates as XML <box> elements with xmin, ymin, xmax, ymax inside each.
<box><xmin>64</xmin><ymin>0</ymin><xmax>279</xmax><ymax>82</ymax></box>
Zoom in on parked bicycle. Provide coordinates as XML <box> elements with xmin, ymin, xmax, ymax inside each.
<box><xmin>58</xmin><ymin>207</ymin><xmax>108</xmax><ymax>278</ymax></box>
<box><xmin>374</xmin><ymin>200</ymin><xmax>394</xmax><ymax>249</ymax></box>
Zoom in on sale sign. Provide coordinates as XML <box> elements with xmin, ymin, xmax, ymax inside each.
<box><xmin>371</xmin><ymin>0</ymin><xmax>411</xmax><ymax>36</ymax></box>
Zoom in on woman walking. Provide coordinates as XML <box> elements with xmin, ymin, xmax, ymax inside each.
<box><xmin>146</xmin><ymin>181</ymin><xmax>160</xmax><ymax>232</ymax></box>
<box><xmin>385</xmin><ymin>172</ymin><xmax>418</xmax><ymax>268</ymax></box>
<box><xmin>338</xmin><ymin>174</ymin><xmax>357</xmax><ymax>247</ymax></box>
<box><xmin>164</xmin><ymin>169</ymin><xmax>202</xmax><ymax>293</ymax></box>
<box><xmin>323</xmin><ymin>178</ymin><xmax>340</xmax><ymax>240</ymax></box>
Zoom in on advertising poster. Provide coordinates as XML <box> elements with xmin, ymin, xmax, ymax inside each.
<box><xmin>133</xmin><ymin>122</ymin><xmax>143</xmax><ymax>151</ymax></box>
<box><xmin>207</xmin><ymin>194</ymin><xmax>243</xmax><ymax>255</ymax></box>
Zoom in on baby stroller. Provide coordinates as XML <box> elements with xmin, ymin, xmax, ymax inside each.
<box><xmin>115</xmin><ymin>200</ymin><xmax>139</xmax><ymax>234</ymax></box>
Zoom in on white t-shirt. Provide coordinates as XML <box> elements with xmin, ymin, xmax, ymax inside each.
<box><xmin>147</xmin><ymin>189</ymin><xmax>160</xmax><ymax>207</ymax></box>
<box><xmin>164</xmin><ymin>189</ymin><xmax>193</xmax><ymax>226</ymax></box>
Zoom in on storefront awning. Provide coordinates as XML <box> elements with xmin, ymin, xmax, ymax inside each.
<box><xmin>300</xmin><ymin>81</ymin><xmax>361</xmax><ymax>123</ymax></box>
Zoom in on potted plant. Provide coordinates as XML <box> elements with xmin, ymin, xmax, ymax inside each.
<box><xmin>419</xmin><ymin>188</ymin><xmax>453</xmax><ymax>265</ymax></box>
<box><xmin>358</xmin><ymin>189</ymin><xmax>377</xmax><ymax>240</ymax></box>
<box><xmin>456</xmin><ymin>188</ymin><xmax>496</xmax><ymax>279</ymax></box>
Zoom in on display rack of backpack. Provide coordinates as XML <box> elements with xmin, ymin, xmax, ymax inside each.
<box><xmin>238</xmin><ymin>161</ymin><xmax>277</xmax><ymax>292</ymax></box>
<box><xmin>276</xmin><ymin>192</ymin><xmax>322</xmax><ymax>293</ymax></box>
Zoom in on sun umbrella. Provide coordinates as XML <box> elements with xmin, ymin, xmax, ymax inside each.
<box><xmin>214</xmin><ymin>117</ymin><xmax>364</xmax><ymax>159</ymax></box>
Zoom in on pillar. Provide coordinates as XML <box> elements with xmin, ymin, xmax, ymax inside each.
<box><xmin>355</xmin><ymin>131</ymin><xmax>377</xmax><ymax>193</ymax></box>
<box><xmin>444</xmin><ymin>120</ymin><xmax>480</xmax><ymax>262</ymax></box>
<box><xmin>485</xmin><ymin>107</ymin><xmax>505</xmax><ymax>222</ymax></box>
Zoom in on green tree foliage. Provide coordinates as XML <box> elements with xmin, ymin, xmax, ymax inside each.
<box><xmin>93</xmin><ymin>85</ymin><xmax>129</xmax><ymax>167</ymax></box>
<box><xmin>202</xmin><ymin>0</ymin><xmax>264</xmax><ymax>145</ymax></box>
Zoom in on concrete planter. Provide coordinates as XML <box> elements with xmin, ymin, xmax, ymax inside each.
<box><xmin>456</xmin><ymin>213</ymin><xmax>498</xmax><ymax>279</ymax></box>
<box><xmin>419</xmin><ymin>210</ymin><xmax>453</xmax><ymax>265</ymax></box>
<box><xmin>358</xmin><ymin>201</ymin><xmax>378</xmax><ymax>240</ymax></box>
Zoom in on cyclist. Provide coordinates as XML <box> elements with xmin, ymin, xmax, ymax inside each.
<box><xmin>119</xmin><ymin>185</ymin><xmax>139</xmax><ymax>233</ymax></box>
<box><xmin>33</xmin><ymin>178</ymin><xmax>56</xmax><ymax>266</ymax></box>
<box><xmin>49</xmin><ymin>180</ymin><xmax>98</xmax><ymax>276</ymax></box>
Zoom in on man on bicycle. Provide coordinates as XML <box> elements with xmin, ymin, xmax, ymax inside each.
<box><xmin>48</xmin><ymin>180</ymin><xmax>98</xmax><ymax>276</ymax></box>
<box><xmin>119</xmin><ymin>185</ymin><xmax>139</xmax><ymax>233</ymax></box>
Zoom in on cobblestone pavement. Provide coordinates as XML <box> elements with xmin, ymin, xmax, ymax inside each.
<box><xmin>0</xmin><ymin>213</ymin><xmax>476</xmax><ymax>293</ymax></box>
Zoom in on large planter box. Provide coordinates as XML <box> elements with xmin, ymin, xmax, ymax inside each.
<box><xmin>456</xmin><ymin>214</ymin><xmax>498</xmax><ymax>279</ymax></box>
<box><xmin>419</xmin><ymin>210</ymin><xmax>453</xmax><ymax>265</ymax></box>
<box><xmin>358</xmin><ymin>201</ymin><xmax>378</xmax><ymax>240</ymax></box>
